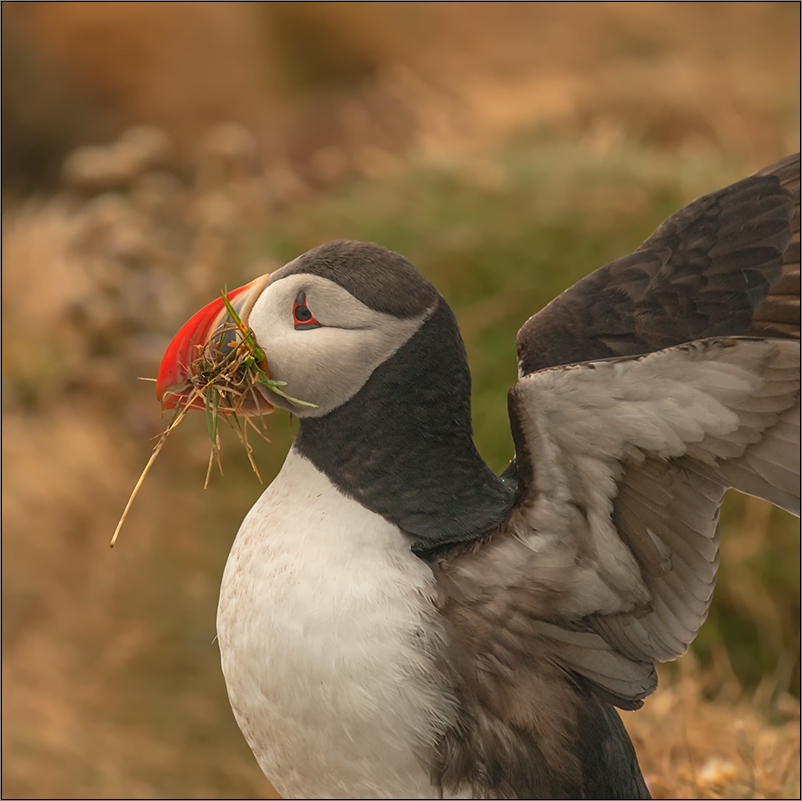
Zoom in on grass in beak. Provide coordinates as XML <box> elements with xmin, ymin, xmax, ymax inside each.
<box><xmin>218</xmin><ymin>290</ymin><xmax>318</xmax><ymax>409</ymax></box>
<box><xmin>110</xmin><ymin>288</ymin><xmax>317</xmax><ymax>547</ymax></box>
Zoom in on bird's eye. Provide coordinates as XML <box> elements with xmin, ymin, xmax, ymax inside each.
<box><xmin>293</xmin><ymin>293</ymin><xmax>322</xmax><ymax>330</ymax></box>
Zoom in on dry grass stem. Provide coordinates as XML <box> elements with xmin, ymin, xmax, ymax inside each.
<box><xmin>109</xmin><ymin>388</ymin><xmax>203</xmax><ymax>547</ymax></box>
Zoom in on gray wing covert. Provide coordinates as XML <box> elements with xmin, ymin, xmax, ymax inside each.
<box><xmin>443</xmin><ymin>339</ymin><xmax>799</xmax><ymax>708</ymax></box>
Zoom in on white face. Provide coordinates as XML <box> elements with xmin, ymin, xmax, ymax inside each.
<box><xmin>249</xmin><ymin>273</ymin><xmax>433</xmax><ymax>417</ymax></box>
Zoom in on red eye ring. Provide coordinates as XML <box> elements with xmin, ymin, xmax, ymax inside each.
<box><xmin>293</xmin><ymin>292</ymin><xmax>322</xmax><ymax>330</ymax></box>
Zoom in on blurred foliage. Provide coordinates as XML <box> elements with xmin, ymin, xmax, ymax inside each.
<box><xmin>3</xmin><ymin>3</ymin><xmax>800</xmax><ymax>198</ymax></box>
<box><xmin>2</xmin><ymin>2</ymin><xmax>799</xmax><ymax>799</ymax></box>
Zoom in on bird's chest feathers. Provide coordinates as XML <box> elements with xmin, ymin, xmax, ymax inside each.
<box><xmin>216</xmin><ymin>449</ymin><xmax>454</xmax><ymax>798</ymax></box>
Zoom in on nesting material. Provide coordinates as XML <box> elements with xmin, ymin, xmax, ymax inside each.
<box><xmin>110</xmin><ymin>290</ymin><xmax>315</xmax><ymax>547</ymax></box>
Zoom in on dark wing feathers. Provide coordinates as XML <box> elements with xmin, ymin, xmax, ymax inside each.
<box><xmin>431</xmin><ymin>156</ymin><xmax>799</xmax><ymax>799</ymax></box>
<box><xmin>750</xmin><ymin>154</ymin><xmax>801</xmax><ymax>339</ymax></box>
<box><xmin>516</xmin><ymin>153</ymin><xmax>799</xmax><ymax>375</ymax></box>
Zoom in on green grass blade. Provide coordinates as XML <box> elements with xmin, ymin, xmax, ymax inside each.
<box><xmin>204</xmin><ymin>389</ymin><xmax>214</xmax><ymax>442</ymax></box>
<box><xmin>258</xmin><ymin>377</ymin><xmax>318</xmax><ymax>408</ymax></box>
<box><xmin>220</xmin><ymin>288</ymin><xmax>261</xmax><ymax>355</ymax></box>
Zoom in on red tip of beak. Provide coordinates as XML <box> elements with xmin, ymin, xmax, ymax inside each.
<box><xmin>156</xmin><ymin>281</ymin><xmax>263</xmax><ymax>410</ymax></box>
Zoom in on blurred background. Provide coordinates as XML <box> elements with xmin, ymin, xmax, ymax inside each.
<box><xmin>2</xmin><ymin>3</ymin><xmax>799</xmax><ymax>798</ymax></box>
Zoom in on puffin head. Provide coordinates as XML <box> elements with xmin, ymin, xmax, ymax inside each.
<box><xmin>157</xmin><ymin>241</ymin><xmax>441</xmax><ymax>418</ymax></box>
<box><xmin>158</xmin><ymin>239</ymin><xmax>513</xmax><ymax>548</ymax></box>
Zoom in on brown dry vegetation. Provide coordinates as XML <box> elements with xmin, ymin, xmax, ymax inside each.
<box><xmin>2</xmin><ymin>3</ymin><xmax>800</xmax><ymax>799</ymax></box>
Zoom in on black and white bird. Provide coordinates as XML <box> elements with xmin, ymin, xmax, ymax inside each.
<box><xmin>157</xmin><ymin>154</ymin><xmax>800</xmax><ymax>799</ymax></box>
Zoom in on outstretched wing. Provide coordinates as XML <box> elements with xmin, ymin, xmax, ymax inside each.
<box><xmin>435</xmin><ymin>155</ymin><xmax>800</xmax><ymax>714</ymax></box>
<box><xmin>438</xmin><ymin>339</ymin><xmax>799</xmax><ymax>706</ymax></box>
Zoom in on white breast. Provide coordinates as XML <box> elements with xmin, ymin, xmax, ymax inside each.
<box><xmin>217</xmin><ymin>449</ymin><xmax>457</xmax><ymax>799</ymax></box>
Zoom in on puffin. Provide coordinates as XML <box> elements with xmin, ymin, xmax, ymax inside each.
<box><xmin>156</xmin><ymin>153</ymin><xmax>800</xmax><ymax>800</ymax></box>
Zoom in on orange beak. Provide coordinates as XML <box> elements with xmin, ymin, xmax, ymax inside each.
<box><xmin>156</xmin><ymin>274</ymin><xmax>272</xmax><ymax>413</ymax></box>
